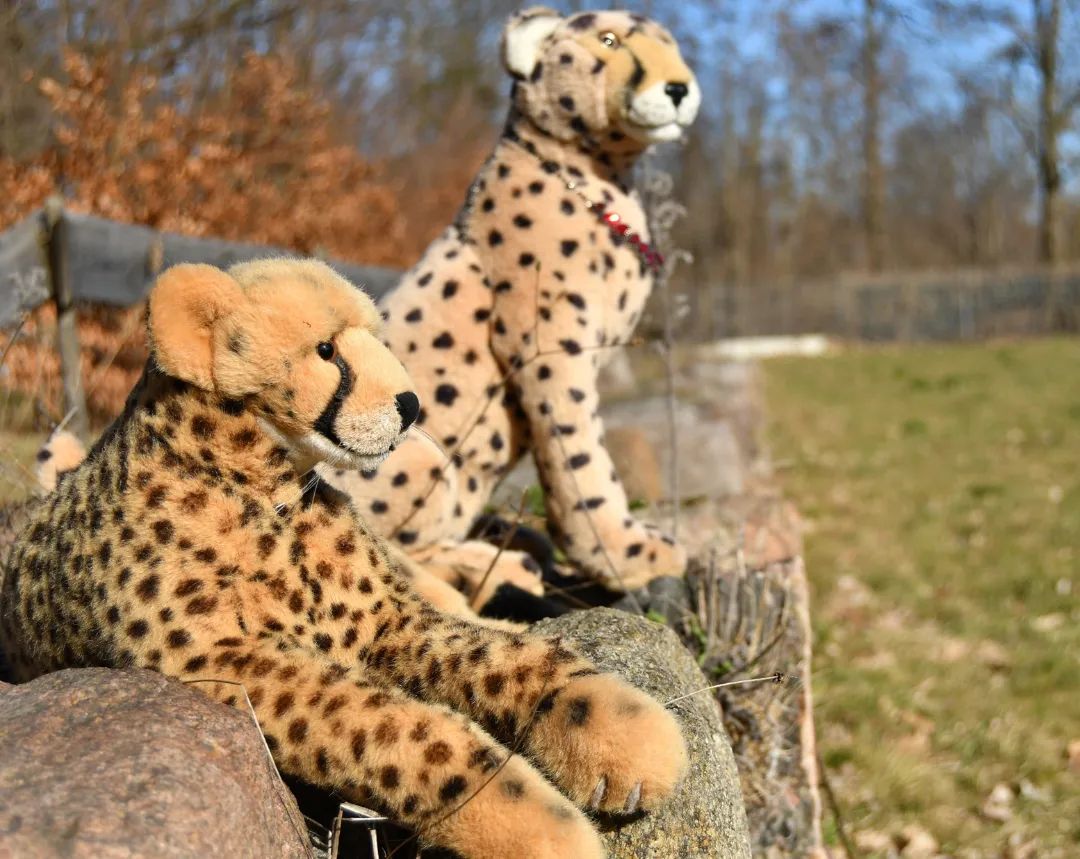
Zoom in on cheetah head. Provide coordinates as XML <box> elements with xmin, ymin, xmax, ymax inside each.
<box><xmin>502</xmin><ymin>7</ymin><xmax>699</xmax><ymax>148</ymax></box>
<box><xmin>148</xmin><ymin>259</ymin><xmax>419</xmax><ymax>472</ymax></box>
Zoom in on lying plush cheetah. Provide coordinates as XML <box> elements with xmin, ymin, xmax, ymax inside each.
<box><xmin>0</xmin><ymin>260</ymin><xmax>687</xmax><ymax>858</ymax></box>
<box><xmin>331</xmin><ymin>7</ymin><xmax>699</xmax><ymax>600</ymax></box>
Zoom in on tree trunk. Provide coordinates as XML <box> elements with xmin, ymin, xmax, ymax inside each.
<box><xmin>862</xmin><ymin>0</ymin><xmax>886</xmax><ymax>272</ymax></box>
<box><xmin>1036</xmin><ymin>0</ymin><xmax>1061</xmax><ymax>265</ymax></box>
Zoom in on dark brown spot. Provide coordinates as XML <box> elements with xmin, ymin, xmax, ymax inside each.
<box><xmin>166</xmin><ymin>629</ymin><xmax>190</xmax><ymax>648</ymax></box>
<box><xmin>175</xmin><ymin>579</ymin><xmax>203</xmax><ymax>597</ymax></box>
<box><xmin>351</xmin><ymin>730</ymin><xmax>366</xmax><ymax>760</ymax></box>
<box><xmin>380</xmin><ymin>766</ymin><xmax>400</xmax><ymax>790</ymax></box>
<box><xmin>180</xmin><ymin>490</ymin><xmax>208</xmax><ymax>514</ymax></box>
<box><xmin>274</xmin><ymin>692</ymin><xmax>295</xmax><ymax>717</ymax></box>
<box><xmin>424</xmin><ymin>741</ymin><xmax>453</xmax><ymax>765</ymax></box>
<box><xmin>374</xmin><ymin>718</ymin><xmax>399</xmax><ymax>746</ymax></box>
<box><xmin>567</xmin><ymin>696</ymin><xmax>591</xmax><ymax>726</ymax></box>
<box><xmin>439</xmin><ymin>775</ymin><xmax>468</xmax><ymax>803</ymax></box>
<box><xmin>288</xmin><ymin>718</ymin><xmax>308</xmax><ymax>743</ymax></box>
<box><xmin>501</xmin><ymin>779</ymin><xmax>526</xmax><ymax>799</ymax></box>
<box><xmin>191</xmin><ymin>416</ymin><xmax>216</xmax><ymax>439</ymax></box>
<box><xmin>484</xmin><ymin>673</ymin><xmax>506</xmax><ymax>696</ymax></box>
<box><xmin>186</xmin><ymin>595</ymin><xmax>218</xmax><ymax>615</ymax></box>
<box><xmin>135</xmin><ymin>575</ymin><xmax>160</xmax><ymax>602</ymax></box>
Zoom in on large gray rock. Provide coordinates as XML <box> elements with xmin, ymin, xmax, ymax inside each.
<box><xmin>535</xmin><ymin>609</ymin><xmax>752</xmax><ymax>859</ymax></box>
<box><xmin>601</xmin><ymin>398</ymin><xmax>747</xmax><ymax>500</ymax></box>
<box><xmin>0</xmin><ymin>668</ymin><xmax>312</xmax><ymax>859</ymax></box>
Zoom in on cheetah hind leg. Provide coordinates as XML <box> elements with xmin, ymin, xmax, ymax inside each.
<box><xmin>408</xmin><ymin>539</ymin><xmax>546</xmax><ymax>613</ymax></box>
<box><xmin>469</xmin><ymin>513</ymin><xmax>627</xmax><ymax>616</ymax></box>
<box><xmin>381</xmin><ymin>542</ymin><xmax>527</xmax><ymax>632</ymax></box>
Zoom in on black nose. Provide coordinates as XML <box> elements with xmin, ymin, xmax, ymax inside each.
<box><xmin>395</xmin><ymin>392</ymin><xmax>420</xmax><ymax>431</ymax></box>
<box><xmin>665</xmin><ymin>82</ymin><xmax>689</xmax><ymax>107</ymax></box>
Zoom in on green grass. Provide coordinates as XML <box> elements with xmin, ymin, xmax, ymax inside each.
<box><xmin>763</xmin><ymin>338</ymin><xmax>1080</xmax><ymax>856</ymax></box>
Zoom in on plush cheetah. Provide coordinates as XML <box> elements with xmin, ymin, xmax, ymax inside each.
<box><xmin>330</xmin><ymin>7</ymin><xmax>699</xmax><ymax>601</ymax></box>
<box><xmin>0</xmin><ymin>260</ymin><xmax>687</xmax><ymax>859</ymax></box>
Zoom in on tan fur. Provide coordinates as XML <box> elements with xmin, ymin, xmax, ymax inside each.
<box><xmin>1</xmin><ymin>259</ymin><xmax>687</xmax><ymax>859</ymax></box>
<box><xmin>330</xmin><ymin>9</ymin><xmax>697</xmax><ymax>592</ymax></box>
<box><xmin>149</xmin><ymin>264</ymin><xmax>247</xmax><ymax>392</ymax></box>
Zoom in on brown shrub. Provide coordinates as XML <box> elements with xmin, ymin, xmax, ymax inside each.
<box><xmin>0</xmin><ymin>50</ymin><xmax>487</xmax><ymax>423</ymax></box>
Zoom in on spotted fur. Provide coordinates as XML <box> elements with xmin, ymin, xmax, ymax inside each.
<box><xmin>1</xmin><ymin>259</ymin><xmax>687</xmax><ymax>858</ymax></box>
<box><xmin>330</xmin><ymin>7</ymin><xmax>698</xmax><ymax>595</ymax></box>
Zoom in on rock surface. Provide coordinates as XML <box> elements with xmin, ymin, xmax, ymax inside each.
<box><xmin>535</xmin><ymin>608</ymin><xmax>752</xmax><ymax>859</ymax></box>
<box><xmin>604</xmin><ymin>426</ymin><xmax>665</xmax><ymax>503</ymax></box>
<box><xmin>0</xmin><ymin>667</ymin><xmax>312</xmax><ymax>859</ymax></box>
<box><xmin>602</xmin><ymin>397</ymin><xmax>746</xmax><ymax>499</ymax></box>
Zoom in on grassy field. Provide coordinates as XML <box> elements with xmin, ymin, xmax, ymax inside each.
<box><xmin>763</xmin><ymin>338</ymin><xmax>1079</xmax><ymax>857</ymax></box>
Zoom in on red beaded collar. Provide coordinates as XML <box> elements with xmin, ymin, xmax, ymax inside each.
<box><xmin>577</xmin><ymin>193</ymin><xmax>666</xmax><ymax>274</ymax></box>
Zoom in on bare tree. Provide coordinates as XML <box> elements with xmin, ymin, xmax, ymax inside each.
<box><xmin>4</xmin><ymin>0</ymin><xmax>1080</xmax><ymax>293</ymax></box>
<box><xmin>862</xmin><ymin>0</ymin><xmax>886</xmax><ymax>271</ymax></box>
<box><xmin>1035</xmin><ymin>0</ymin><xmax>1064</xmax><ymax>263</ymax></box>
<box><xmin>933</xmin><ymin>0</ymin><xmax>1080</xmax><ymax>264</ymax></box>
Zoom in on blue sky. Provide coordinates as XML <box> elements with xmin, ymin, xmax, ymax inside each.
<box><xmin>624</xmin><ymin>0</ymin><xmax>1077</xmax><ymax>186</ymax></box>
<box><xmin>344</xmin><ymin>0</ymin><xmax>1077</xmax><ymax>188</ymax></box>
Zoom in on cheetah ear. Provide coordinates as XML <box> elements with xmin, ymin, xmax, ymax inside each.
<box><xmin>148</xmin><ymin>263</ymin><xmax>247</xmax><ymax>391</ymax></box>
<box><xmin>502</xmin><ymin>7</ymin><xmax>562</xmax><ymax>79</ymax></box>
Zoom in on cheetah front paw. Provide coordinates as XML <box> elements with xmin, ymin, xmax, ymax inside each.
<box><xmin>526</xmin><ymin>673</ymin><xmax>688</xmax><ymax>815</ymax></box>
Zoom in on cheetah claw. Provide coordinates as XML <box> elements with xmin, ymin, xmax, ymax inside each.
<box><xmin>588</xmin><ymin>776</ymin><xmax>606</xmax><ymax>810</ymax></box>
<box><xmin>586</xmin><ymin>777</ymin><xmax>644</xmax><ymax>814</ymax></box>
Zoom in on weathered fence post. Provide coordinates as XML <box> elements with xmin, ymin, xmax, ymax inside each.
<box><xmin>44</xmin><ymin>196</ymin><xmax>89</xmax><ymax>441</ymax></box>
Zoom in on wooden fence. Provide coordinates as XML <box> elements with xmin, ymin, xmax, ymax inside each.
<box><xmin>3</xmin><ymin>204</ymin><xmax>1079</xmax><ymax>433</ymax></box>
<box><xmin>0</xmin><ymin>200</ymin><xmax>399</xmax><ymax>438</ymax></box>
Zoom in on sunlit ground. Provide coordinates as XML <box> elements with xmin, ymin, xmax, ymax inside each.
<box><xmin>764</xmin><ymin>338</ymin><xmax>1080</xmax><ymax>856</ymax></box>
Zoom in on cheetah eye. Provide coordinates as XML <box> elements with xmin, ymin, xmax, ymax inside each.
<box><xmin>599</xmin><ymin>32</ymin><xmax>619</xmax><ymax>48</ymax></box>
<box><xmin>317</xmin><ymin>341</ymin><xmax>336</xmax><ymax>361</ymax></box>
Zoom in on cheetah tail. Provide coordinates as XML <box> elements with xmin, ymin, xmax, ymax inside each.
<box><xmin>35</xmin><ymin>429</ymin><xmax>87</xmax><ymax>493</ymax></box>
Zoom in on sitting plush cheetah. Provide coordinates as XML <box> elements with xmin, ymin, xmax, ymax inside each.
<box><xmin>330</xmin><ymin>7</ymin><xmax>699</xmax><ymax>600</ymax></box>
<box><xmin>0</xmin><ymin>260</ymin><xmax>687</xmax><ymax>859</ymax></box>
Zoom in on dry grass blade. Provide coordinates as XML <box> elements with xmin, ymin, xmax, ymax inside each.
<box><xmin>815</xmin><ymin>746</ymin><xmax>857</xmax><ymax>859</ymax></box>
<box><xmin>663</xmin><ymin>672</ymin><xmax>787</xmax><ymax>707</ymax></box>
<box><xmin>0</xmin><ymin>312</ymin><xmax>30</xmax><ymax>371</ymax></box>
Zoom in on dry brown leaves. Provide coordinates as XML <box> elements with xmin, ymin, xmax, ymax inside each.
<box><xmin>0</xmin><ymin>50</ymin><xmax>490</xmax><ymax>423</ymax></box>
<box><xmin>1</xmin><ymin>51</ymin><xmax>410</xmax><ymax>265</ymax></box>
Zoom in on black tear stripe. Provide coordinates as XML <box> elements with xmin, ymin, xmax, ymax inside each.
<box><xmin>628</xmin><ymin>52</ymin><xmax>646</xmax><ymax>91</ymax></box>
<box><xmin>313</xmin><ymin>355</ymin><xmax>354</xmax><ymax>446</ymax></box>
